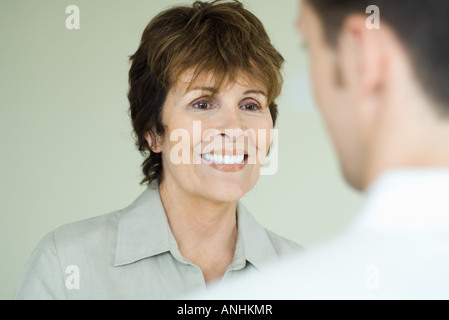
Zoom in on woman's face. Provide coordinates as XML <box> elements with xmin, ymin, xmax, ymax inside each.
<box><xmin>150</xmin><ymin>70</ymin><xmax>274</xmax><ymax>203</ymax></box>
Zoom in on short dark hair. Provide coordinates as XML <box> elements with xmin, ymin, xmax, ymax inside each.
<box><xmin>128</xmin><ymin>0</ymin><xmax>284</xmax><ymax>186</ymax></box>
<box><xmin>306</xmin><ymin>0</ymin><xmax>449</xmax><ymax>116</ymax></box>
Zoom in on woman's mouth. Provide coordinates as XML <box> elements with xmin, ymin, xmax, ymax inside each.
<box><xmin>201</xmin><ymin>153</ymin><xmax>248</xmax><ymax>172</ymax></box>
<box><xmin>201</xmin><ymin>153</ymin><xmax>245</xmax><ymax>165</ymax></box>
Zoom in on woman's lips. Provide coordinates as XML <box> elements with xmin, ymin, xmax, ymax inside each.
<box><xmin>201</xmin><ymin>153</ymin><xmax>248</xmax><ymax>172</ymax></box>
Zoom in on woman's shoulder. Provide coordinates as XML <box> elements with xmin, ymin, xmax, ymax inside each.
<box><xmin>40</xmin><ymin>209</ymin><xmax>125</xmax><ymax>268</ymax></box>
<box><xmin>52</xmin><ymin>209</ymin><xmax>122</xmax><ymax>246</ymax></box>
<box><xmin>14</xmin><ymin>209</ymin><xmax>125</xmax><ymax>299</ymax></box>
<box><xmin>264</xmin><ymin>228</ymin><xmax>304</xmax><ymax>256</ymax></box>
<box><xmin>36</xmin><ymin>187</ymin><xmax>162</xmax><ymax>260</ymax></box>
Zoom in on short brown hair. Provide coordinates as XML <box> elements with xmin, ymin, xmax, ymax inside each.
<box><xmin>128</xmin><ymin>0</ymin><xmax>284</xmax><ymax>186</ymax></box>
<box><xmin>306</xmin><ymin>0</ymin><xmax>449</xmax><ymax>117</ymax></box>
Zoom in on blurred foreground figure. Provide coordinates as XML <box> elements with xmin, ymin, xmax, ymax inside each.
<box><xmin>196</xmin><ymin>0</ymin><xmax>449</xmax><ymax>299</ymax></box>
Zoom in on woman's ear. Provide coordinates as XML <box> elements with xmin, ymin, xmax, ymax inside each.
<box><xmin>145</xmin><ymin>131</ymin><xmax>163</xmax><ymax>153</ymax></box>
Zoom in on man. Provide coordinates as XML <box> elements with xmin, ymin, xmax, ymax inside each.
<box><xmin>198</xmin><ymin>0</ymin><xmax>449</xmax><ymax>299</ymax></box>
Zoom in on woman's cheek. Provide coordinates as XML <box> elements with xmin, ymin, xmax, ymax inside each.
<box><xmin>255</xmin><ymin>117</ymin><xmax>274</xmax><ymax>165</ymax></box>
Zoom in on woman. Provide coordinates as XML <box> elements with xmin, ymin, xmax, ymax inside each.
<box><xmin>15</xmin><ymin>0</ymin><xmax>300</xmax><ymax>299</ymax></box>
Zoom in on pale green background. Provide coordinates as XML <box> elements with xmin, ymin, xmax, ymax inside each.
<box><xmin>0</xmin><ymin>0</ymin><xmax>361</xmax><ymax>299</ymax></box>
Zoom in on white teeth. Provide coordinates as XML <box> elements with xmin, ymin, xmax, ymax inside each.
<box><xmin>202</xmin><ymin>154</ymin><xmax>245</xmax><ymax>164</ymax></box>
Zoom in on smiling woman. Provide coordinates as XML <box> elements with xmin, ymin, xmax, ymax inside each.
<box><xmin>14</xmin><ymin>0</ymin><xmax>301</xmax><ymax>300</ymax></box>
<box><xmin>157</xmin><ymin>69</ymin><xmax>274</xmax><ymax>203</ymax></box>
<box><xmin>129</xmin><ymin>0</ymin><xmax>284</xmax><ymax>187</ymax></box>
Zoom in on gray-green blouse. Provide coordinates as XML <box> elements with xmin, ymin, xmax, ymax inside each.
<box><xmin>14</xmin><ymin>186</ymin><xmax>300</xmax><ymax>299</ymax></box>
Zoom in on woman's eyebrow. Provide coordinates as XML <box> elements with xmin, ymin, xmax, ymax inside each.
<box><xmin>186</xmin><ymin>87</ymin><xmax>267</xmax><ymax>97</ymax></box>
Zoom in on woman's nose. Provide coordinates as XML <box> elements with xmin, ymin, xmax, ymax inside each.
<box><xmin>216</xmin><ymin>107</ymin><xmax>245</xmax><ymax>140</ymax></box>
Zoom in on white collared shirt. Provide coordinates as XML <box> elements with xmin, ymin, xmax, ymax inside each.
<box><xmin>14</xmin><ymin>185</ymin><xmax>300</xmax><ymax>300</ymax></box>
<box><xmin>200</xmin><ymin>169</ymin><xmax>449</xmax><ymax>300</ymax></box>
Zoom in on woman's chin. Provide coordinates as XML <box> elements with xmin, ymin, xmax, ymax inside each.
<box><xmin>200</xmin><ymin>180</ymin><xmax>254</xmax><ymax>203</ymax></box>
<box><xmin>196</xmin><ymin>166</ymin><xmax>262</xmax><ymax>203</ymax></box>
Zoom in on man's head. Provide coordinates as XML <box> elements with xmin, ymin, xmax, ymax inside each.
<box><xmin>298</xmin><ymin>0</ymin><xmax>449</xmax><ymax>190</ymax></box>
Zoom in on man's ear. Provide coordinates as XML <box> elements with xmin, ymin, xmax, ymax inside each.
<box><xmin>145</xmin><ymin>131</ymin><xmax>163</xmax><ymax>153</ymax></box>
<box><xmin>338</xmin><ymin>14</ymin><xmax>385</xmax><ymax>99</ymax></box>
<box><xmin>337</xmin><ymin>13</ymin><xmax>389</xmax><ymax>134</ymax></box>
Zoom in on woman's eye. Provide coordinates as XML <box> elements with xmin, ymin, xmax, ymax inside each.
<box><xmin>192</xmin><ymin>101</ymin><xmax>211</xmax><ymax>110</ymax></box>
<box><xmin>240</xmin><ymin>103</ymin><xmax>261</xmax><ymax>111</ymax></box>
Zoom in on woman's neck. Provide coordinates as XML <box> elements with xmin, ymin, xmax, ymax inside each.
<box><xmin>159</xmin><ymin>179</ymin><xmax>238</xmax><ymax>283</ymax></box>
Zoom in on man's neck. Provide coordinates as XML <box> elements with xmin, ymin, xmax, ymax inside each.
<box><xmin>363</xmin><ymin>113</ymin><xmax>449</xmax><ymax>190</ymax></box>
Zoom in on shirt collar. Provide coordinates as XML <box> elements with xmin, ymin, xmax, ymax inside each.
<box><xmin>114</xmin><ymin>186</ymin><xmax>278</xmax><ymax>270</ymax></box>
<box><xmin>351</xmin><ymin>168</ymin><xmax>449</xmax><ymax>234</ymax></box>
<box><xmin>236</xmin><ymin>201</ymin><xmax>278</xmax><ymax>270</ymax></box>
<box><xmin>114</xmin><ymin>185</ymin><xmax>171</xmax><ymax>266</ymax></box>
